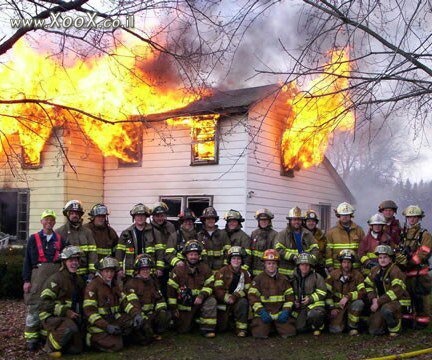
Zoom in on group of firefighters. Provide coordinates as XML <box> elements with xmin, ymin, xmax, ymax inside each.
<box><xmin>22</xmin><ymin>199</ymin><xmax>431</xmax><ymax>357</ymax></box>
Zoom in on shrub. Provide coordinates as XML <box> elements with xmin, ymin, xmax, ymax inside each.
<box><xmin>0</xmin><ymin>247</ymin><xmax>24</xmax><ymax>299</ymax></box>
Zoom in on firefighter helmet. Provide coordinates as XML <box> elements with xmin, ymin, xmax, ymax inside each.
<box><xmin>130</xmin><ymin>203</ymin><xmax>151</xmax><ymax>217</ymax></box>
<box><xmin>200</xmin><ymin>207</ymin><xmax>219</xmax><ymax>222</ymax></box>
<box><xmin>152</xmin><ymin>202</ymin><xmax>169</xmax><ymax>215</ymax></box>
<box><xmin>97</xmin><ymin>256</ymin><xmax>119</xmax><ymax>270</ymax></box>
<box><xmin>375</xmin><ymin>245</ymin><xmax>394</xmax><ymax>257</ymax></box>
<box><xmin>89</xmin><ymin>203</ymin><xmax>109</xmax><ymax>218</ymax></box>
<box><xmin>134</xmin><ymin>254</ymin><xmax>155</xmax><ymax>269</ymax></box>
<box><xmin>286</xmin><ymin>206</ymin><xmax>303</xmax><ymax>219</ymax></box>
<box><xmin>62</xmin><ymin>200</ymin><xmax>84</xmax><ymax>216</ymax></box>
<box><xmin>182</xmin><ymin>240</ymin><xmax>203</xmax><ymax>255</ymax></box>
<box><xmin>178</xmin><ymin>208</ymin><xmax>196</xmax><ymax>223</ymax></box>
<box><xmin>224</xmin><ymin>209</ymin><xmax>245</xmax><ymax>222</ymax></box>
<box><xmin>296</xmin><ymin>252</ymin><xmax>315</xmax><ymax>265</ymax></box>
<box><xmin>254</xmin><ymin>208</ymin><xmax>274</xmax><ymax>220</ymax></box>
<box><xmin>378</xmin><ymin>200</ymin><xmax>398</xmax><ymax>213</ymax></box>
<box><xmin>402</xmin><ymin>205</ymin><xmax>425</xmax><ymax>218</ymax></box>
<box><xmin>335</xmin><ymin>202</ymin><xmax>355</xmax><ymax>217</ymax></box>
<box><xmin>304</xmin><ymin>210</ymin><xmax>319</xmax><ymax>223</ymax></box>
<box><xmin>337</xmin><ymin>249</ymin><xmax>356</xmax><ymax>263</ymax></box>
<box><xmin>227</xmin><ymin>246</ymin><xmax>246</xmax><ymax>261</ymax></box>
<box><xmin>367</xmin><ymin>213</ymin><xmax>387</xmax><ymax>226</ymax></box>
<box><xmin>41</xmin><ymin>209</ymin><xmax>57</xmax><ymax>220</ymax></box>
<box><xmin>262</xmin><ymin>249</ymin><xmax>280</xmax><ymax>261</ymax></box>
<box><xmin>60</xmin><ymin>245</ymin><xmax>82</xmax><ymax>260</ymax></box>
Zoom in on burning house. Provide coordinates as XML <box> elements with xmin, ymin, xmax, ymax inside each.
<box><xmin>0</xmin><ymin>43</ymin><xmax>354</xmax><ymax>238</ymax></box>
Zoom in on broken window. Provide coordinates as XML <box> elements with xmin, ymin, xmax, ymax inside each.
<box><xmin>0</xmin><ymin>189</ymin><xmax>29</xmax><ymax>241</ymax></box>
<box><xmin>191</xmin><ymin>116</ymin><xmax>218</xmax><ymax>165</ymax></box>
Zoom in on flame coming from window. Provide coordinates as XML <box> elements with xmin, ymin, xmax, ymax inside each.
<box><xmin>167</xmin><ymin>115</ymin><xmax>219</xmax><ymax>162</ymax></box>
<box><xmin>281</xmin><ymin>49</ymin><xmax>354</xmax><ymax>171</ymax></box>
<box><xmin>0</xmin><ymin>38</ymin><xmax>197</xmax><ymax>166</ymax></box>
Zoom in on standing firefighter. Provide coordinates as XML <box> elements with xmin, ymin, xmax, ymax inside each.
<box><xmin>84</xmin><ymin>204</ymin><xmax>119</xmax><ymax>261</ymax></box>
<box><xmin>116</xmin><ymin>203</ymin><xmax>155</xmax><ymax>279</ymax></box>
<box><xmin>165</xmin><ymin>209</ymin><xmax>197</xmax><ymax>268</ymax></box>
<box><xmin>250</xmin><ymin>208</ymin><xmax>278</xmax><ymax>277</ymax></box>
<box><xmin>397</xmin><ymin>205</ymin><xmax>432</xmax><ymax>328</ymax></box>
<box><xmin>57</xmin><ymin>200</ymin><xmax>98</xmax><ymax>279</ymax></box>
<box><xmin>378</xmin><ymin>200</ymin><xmax>402</xmax><ymax>245</ymax></box>
<box><xmin>123</xmin><ymin>254</ymin><xmax>171</xmax><ymax>344</ymax></box>
<box><xmin>84</xmin><ymin>256</ymin><xmax>133</xmax><ymax>352</ymax></box>
<box><xmin>275</xmin><ymin>206</ymin><xmax>319</xmax><ymax>278</ymax></box>
<box><xmin>326</xmin><ymin>202</ymin><xmax>365</xmax><ymax>272</ymax></box>
<box><xmin>358</xmin><ymin>213</ymin><xmax>394</xmax><ymax>275</ymax></box>
<box><xmin>22</xmin><ymin>209</ymin><xmax>67</xmax><ymax>351</ymax></box>
<box><xmin>214</xmin><ymin>246</ymin><xmax>251</xmax><ymax>337</ymax></box>
<box><xmin>303</xmin><ymin>209</ymin><xmax>327</xmax><ymax>278</ymax></box>
<box><xmin>365</xmin><ymin>245</ymin><xmax>410</xmax><ymax>336</ymax></box>
<box><xmin>326</xmin><ymin>250</ymin><xmax>365</xmax><ymax>335</ymax></box>
<box><xmin>248</xmin><ymin>249</ymin><xmax>296</xmax><ymax>339</ymax></box>
<box><xmin>197</xmin><ymin>207</ymin><xmax>230</xmax><ymax>271</ymax></box>
<box><xmin>167</xmin><ymin>240</ymin><xmax>217</xmax><ymax>337</ymax></box>
<box><xmin>39</xmin><ymin>246</ymin><xmax>86</xmax><ymax>357</ymax></box>
<box><xmin>292</xmin><ymin>253</ymin><xmax>327</xmax><ymax>336</ymax></box>
<box><xmin>222</xmin><ymin>209</ymin><xmax>252</xmax><ymax>271</ymax></box>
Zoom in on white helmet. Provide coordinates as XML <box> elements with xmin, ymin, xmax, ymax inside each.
<box><xmin>286</xmin><ymin>206</ymin><xmax>303</xmax><ymax>220</ymax></box>
<box><xmin>335</xmin><ymin>202</ymin><xmax>355</xmax><ymax>216</ymax></box>
<box><xmin>402</xmin><ymin>205</ymin><xmax>425</xmax><ymax>218</ymax></box>
<box><xmin>367</xmin><ymin>213</ymin><xmax>387</xmax><ymax>226</ymax></box>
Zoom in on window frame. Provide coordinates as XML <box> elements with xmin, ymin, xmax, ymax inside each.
<box><xmin>190</xmin><ymin>117</ymin><xmax>219</xmax><ymax>166</ymax></box>
<box><xmin>0</xmin><ymin>188</ymin><xmax>29</xmax><ymax>241</ymax></box>
<box><xmin>159</xmin><ymin>195</ymin><xmax>214</xmax><ymax>222</ymax></box>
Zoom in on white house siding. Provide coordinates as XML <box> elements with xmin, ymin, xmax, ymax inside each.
<box><xmin>245</xmin><ymin>92</ymin><xmax>351</xmax><ymax>233</ymax></box>
<box><xmin>104</xmin><ymin>117</ymin><xmax>248</xmax><ymax>233</ymax></box>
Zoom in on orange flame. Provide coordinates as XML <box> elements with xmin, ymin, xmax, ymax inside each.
<box><xmin>281</xmin><ymin>49</ymin><xmax>354</xmax><ymax>170</ymax></box>
<box><xmin>167</xmin><ymin>114</ymin><xmax>219</xmax><ymax>162</ymax></box>
<box><xmin>0</xmin><ymin>38</ymin><xmax>197</xmax><ymax>165</ymax></box>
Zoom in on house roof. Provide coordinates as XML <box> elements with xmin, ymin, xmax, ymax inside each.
<box><xmin>134</xmin><ymin>84</ymin><xmax>281</xmax><ymax>122</ymax></box>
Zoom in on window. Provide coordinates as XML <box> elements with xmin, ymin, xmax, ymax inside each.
<box><xmin>159</xmin><ymin>195</ymin><xmax>213</xmax><ymax>225</ymax></box>
<box><xmin>0</xmin><ymin>189</ymin><xmax>29</xmax><ymax>241</ymax></box>
<box><xmin>309</xmin><ymin>203</ymin><xmax>331</xmax><ymax>232</ymax></box>
<box><xmin>191</xmin><ymin>116</ymin><xmax>219</xmax><ymax>165</ymax></box>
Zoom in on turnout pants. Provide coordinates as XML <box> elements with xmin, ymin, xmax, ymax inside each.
<box><xmin>329</xmin><ymin>300</ymin><xmax>365</xmax><ymax>333</ymax></box>
<box><xmin>294</xmin><ymin>306</ymin><xmax>326</xmax><ymax>333</ymax></box>
<box><xmin>217</xmin><ymin>298</ymin><xmax>249</xmax><ymax>333</ymax></box>
<box><xmin>407</xmin><ymin>276</ymin><xmax>431</xmax><ymax>327</ymax></box>
<box><xmin>42</xmin><ymin>317</ymin><xmax>83</xmax><ymax>354</ymax></box>
<box><xmin>175</xmin><ymin>297</ymin><xmax>217</xmax><ymax>333</ymax></box>
<box><xmin>369</xmin><ymin>301</ymin><xmax>401</xmax><ymax>335</ymax></box>
<box><xmin>251</xmin><ymin>317</ymin><xmax>296</xmax><ymax>338</ymax></box>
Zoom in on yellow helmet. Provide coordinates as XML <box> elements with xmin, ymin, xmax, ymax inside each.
<box><xmin>402</xmin><ymin>205</ymin><xmax>424</xmax><ymax>218</ymax></box>
<box><xmin>335</xmin><ymin>202</ymin><xmax>355</xmax><ymax>217</ymax></box>
<box><xmin>41</xmin><ymin>209</ymin><xmax>57</xmax><ymax>220</ymax></box>
<box><xmin>286</xmin><ymin>206</ymin><xmax>303</xmax><ymax>220</ymax></box>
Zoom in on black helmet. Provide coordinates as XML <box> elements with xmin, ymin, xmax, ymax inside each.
<box><xmin>63</xmin><ymin>200</ymin><xmax>84</xmax><ymax>216</ymax></box>
<box><xmin>179</xmin><ymin>208</ymin><xmax>197</xmax><ymax>223</ymax></box>
<box><xmin>182</xmin><ymin>240</ymin><xmax>203</xmax><ymax>255</ymax></box>
<box><xmin>89</xmin><ymin>204</ymin><xmax>109</xmax><ymax>218</ymax></box>
<box><xmin>134</xmin><ymin>254</ymin><xmax>155</xmax><ymax>270</ymax></box>
<box><xmin>200</xmin><ymin>207</ymin><xmax>219</xmax><ymax>222</ymax></box>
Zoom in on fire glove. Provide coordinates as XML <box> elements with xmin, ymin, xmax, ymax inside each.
<box><xmin>133</xmin><ymin>314</ymin><xmax>144</xmax><ymax>329</ymax></box>
<box><xmin>106</xmin><ymin>324</ymin><xmax>122</xmax><ymax>335</ymax></box>
<box><xmin>277</xmin><ymin>310</ymin><xmax>290</xmax><ymax>323</ymax></box>
<box><xmin>258</xmin><ymin>308</ymin><xmax>272</xmax><ymax>324</ymax></box>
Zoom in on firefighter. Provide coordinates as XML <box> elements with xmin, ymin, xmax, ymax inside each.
<box><xmin>83</xmin><ymin>256</ymin><xmax>133</xmax><ymax>352</ymax></box>
<box><xmin>365</xmin><ymin>245</ymin><xmax>410</xmax><ymax>336</ymax></box>
<box><xmin>167</xmin><ymin>240</ymin><xmax>217</xmax><ymax>337</ymax></box>
<box><xmin>378</xmin><ymin>200</ymin><xmax>402</xmax><ymax>245</ymax></box>
<box><xmin>84</xmin><ymin>203</ymin><xmax>119</xmax><ymax>261</ymax></box>
<box><xmin>22</xmin><ymin>209</ymin><xmax>67</xmax><ymax>351</ymax></box>
<box><xmin>197</xmin><ymin>207</ymin><xmax>230</xmax><ymax>271</ymax></box>
<box><xmin>165</xmin><ymin>209</ymin><xmax>197</xmax><ymax>268</ymax></box>
<box><xmin>326</xmin><ymin>202</ymin><xmax>365</xmax><ymax>272</ymax></box>
<box><xmin>221</xmin><ymin>209</ymin><xmax>252</xmax><ymax>271</ymax></box>
<box><xmin>116</xmin><ymin>203</ymin><xmax>155</xmax><ymax>279</ymax></box>
<box><xmin>214</xmin><ymin>246</ymin><xmax>251</xmax><ymax>337</ymax></box>
<box><xmin>150</xmin><ymin>202</ymin><xmax>176</xmax><ymax>298</ymax></box>
<box><xmin>396</xmin><ymin>205</ymin><xmax>432</xmax><ymax>328</ymax></box>
<box><xmin>123</xmin><ymin>254</ymin><xmax>171</xmax><ymax>343</ymax></box>
<box><xmin>303</xmin><ymin>209</ymin><xmax>327</xmax><ymax>278</ymax></box>
<box><xmin>248</xmin><ymin>249</ymin><xmax>296</xmax><ymax>338</ymax></box>
<box><xmin>291</xmin><ymin>252</ymin><xmax>327</xmax><ymax>336</ymax></box>
<box><xmin>274</xmin><ymin>206</ymin><xmax>319</xmax><ymax>278</ymax></box>
<box><xmin>39</xmin><ymin>246</ymin><xmax>86</xmax><ymax>357</ymax></box>
<box><xmin>250</xmin><ymin>208</ymin><xmax>278</xmax><ymax>277</ymax></box>
<box><xmin>57</xmin><ymin>200</ymin><xmax>98</xmax><ymax>280</ymax></box>
<box><xmin>358</xmin><ymin>213</ymin><xmax>394</xmax><ymax>275</ymax></box>
<box><xmin>326</xmin><ymin>249</ymin><xmax>365</xmax><ymax>335</ymax></box>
